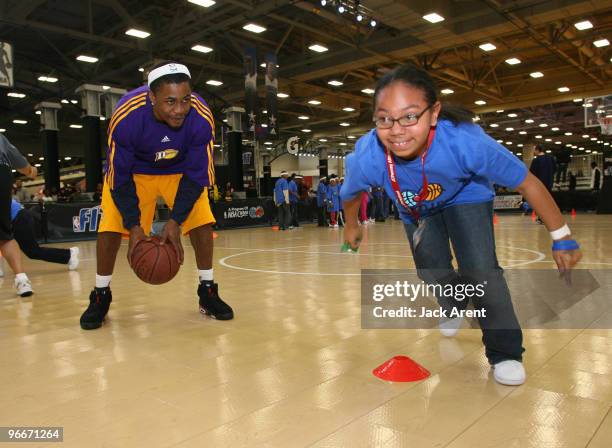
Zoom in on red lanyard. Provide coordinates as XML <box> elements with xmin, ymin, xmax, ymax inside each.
<box><xmin>385</xmin><ymin>127</ymin><xmax>436</xmax><ymax>219</ymax></box>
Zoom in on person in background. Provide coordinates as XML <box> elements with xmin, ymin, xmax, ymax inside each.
<box><xmin>327</xmin><ymin>176</ymin><xmax>340</xmax><ymax>228</ymax></box>
<box><xmin>316</xmin><ymin>177</ymin><xmax>328</xmax><ymax>227</ymax></box>
<box><xmin>529</xmin><ymin>145</ymin><xmax>556</xmax><ymax>192</ymax></box>
<box><xmin>0</xmin><ymin>133</ymin><xmax>37</xmax><ymax>296</ymax></box>
<box><xmin>13</xmin><ymin>179</ymin><xmax>29</xmax><ymax>202</ymax></box>
<box><xmin>590</xmin><ymin>161</ymin><xmax>602</xmax><ymax>192</ymax></box>
<box><xmin>568</xmin><ymin>171</ymin><xmax>577</xmax><ymax>192</ymax></box>
<box><xmin>274</xmin><ymin>171</ymin><xmax>290</xmax><ymax>230</ymax></box>
<box><xmin>288</xmin><ymin>173</ymin><xmax>299</xmax><ymax>229</ymax></box>
<box><xmin>223</xmin><ymin>182</ymin><xmax>234</xmax><ymax>202</ymax></box>
<box><xmin>0</xmin><ymin>199</ymin><xmax>80</xmax><ymax>270</ymax></box>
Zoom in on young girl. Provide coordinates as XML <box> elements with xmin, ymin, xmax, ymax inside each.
<box><xmin>340</xmin><ymin>64</ymin><xmax>582</xmax><ymax>386</ymax></box>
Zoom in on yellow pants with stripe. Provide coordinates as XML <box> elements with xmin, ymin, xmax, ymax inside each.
<box><xmin>99</xmin><ymin>174</ymin><xmax>215</xmax><ymax>236</ymax></box>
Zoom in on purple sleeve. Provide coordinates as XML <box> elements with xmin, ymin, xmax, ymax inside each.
<box><xmin>185</xmin><ymin>95</ymin><xmax>215</xmax><ymax>187</ymax></box>
<box><xmin>107</xmin><ymin>117</ymin><xmax>136</xmax><ymax>190</ymax></box>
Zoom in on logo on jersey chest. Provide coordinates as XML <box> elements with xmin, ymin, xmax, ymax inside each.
<box><xmin>401</xmin><ymin>183</ymin><xmax>443</xmax><ymax>206</ymax></box>
<box><xmin>154</xmin><ymin>148</ymin><xmax>179</xmax><ymax>162</ymax></box>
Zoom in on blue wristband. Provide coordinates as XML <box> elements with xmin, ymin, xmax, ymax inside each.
<box><xmin>552</xmin><ymin>239</ymin><xmax>580</xmax><ymax>251</ymax></box>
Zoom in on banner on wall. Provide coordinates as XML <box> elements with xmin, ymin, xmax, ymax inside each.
<box><xmin>264</xmin><ymin>53</ymin><xmax>278</xmax><ymax>137</ymax></box>
<box><xmin>244</xmin><ymin>47</ymin><xmax>258</xmax><ymax>132</ymax></box>
<box><xmin>0</xmin><ymin>42</ymin><xmax>14</xmax><ymax>87</ymax></box>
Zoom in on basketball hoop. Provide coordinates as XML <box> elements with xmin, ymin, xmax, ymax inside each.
<box><xmin>598</xmin><ymin>117</ymin><xmax>612</xmax><ymax>135</ymax></box>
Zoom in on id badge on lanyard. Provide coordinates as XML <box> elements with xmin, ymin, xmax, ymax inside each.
<box><xmin>385</xmin><ymin>127</ymin><xmax>436</xmax><ymax>225</ymax></box>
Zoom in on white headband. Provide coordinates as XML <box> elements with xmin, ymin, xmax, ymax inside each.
<box><xmin>148</xmin><ymin>63</ymin><xmax>191</xmax><ymax>87</ymax></box>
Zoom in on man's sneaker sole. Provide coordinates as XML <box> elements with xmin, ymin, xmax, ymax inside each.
<box><xmin>199</xmin><ymin>306</ymin><xmax>234</xmax><ymax>320</ymax></box>
<box><xmin>19</xmin><ymin>291</ymin><xmax>33</xmax><ymax>298</ymax></box>
<box><xmin>80</xmin><ymin>320</ymin><xmax>104</xmax><ymax>330</ymax></box>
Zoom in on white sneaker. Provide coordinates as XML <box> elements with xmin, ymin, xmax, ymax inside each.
<box><xmin>15</xmin><ymin>276</ymin><xmax>33</xmax><ymax>297</ymax></box>
<box><xmin>68</xmin><ymin>247</ymin><xmax>80</xmax><ymax>270</ymax></box>
<box><xmin>493</xmin><ymin>360</ymin><xmax>526</xmax><ymax>386</ymax></box>
<box><xmin>439</xmin><ymin>316</ymin><xmax>463</xmax><ymax>337</ymax></box>
<box><xmin>0</xmin><ymin>262</ymin><xmax>4</xmax><ymax>277</ymax></box>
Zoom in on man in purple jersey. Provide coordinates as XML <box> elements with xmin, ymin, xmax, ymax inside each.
<box><xmin>80</xmin><ymin>61</ymin><xmax>233</xmax><ymax>330</ymax></box>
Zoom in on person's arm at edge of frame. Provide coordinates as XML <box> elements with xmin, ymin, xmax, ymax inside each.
<box><xmin>342</xmin><ymin>194</ymin><xmax>363</xmax><ymax>250</ymax></box>
<box><xmin>515</xmin><ymin>172</ymin><xmax>582</xmax><ymax>275</ymax></box>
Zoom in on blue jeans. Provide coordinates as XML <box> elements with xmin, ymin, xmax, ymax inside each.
<box><xmin>403</xmin><ymin>201</ymin><xmax>524</xmax><ymax>364</ymax></box>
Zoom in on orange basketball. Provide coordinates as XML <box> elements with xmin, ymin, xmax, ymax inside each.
<box><xmin>130</xmin><ymin>236</ymin><xmax>180</xmax><ymax>285</ymax></box>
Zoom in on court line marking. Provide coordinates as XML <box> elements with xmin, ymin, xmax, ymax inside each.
<box><xmin>219</xmin><ymin>243</ymin><xmax>547</xmax><ymax>276</ymax></box>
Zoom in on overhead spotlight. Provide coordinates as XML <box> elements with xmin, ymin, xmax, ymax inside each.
<box><xmin>370</xmin><ymin>19</ymin><xmax>376</xmax><ymax>27</ymax></box>
<box><xmin>320</xmin><ymin>0</ymin><xmax>326</xmax><ymax>5</ymax></box>
<box><xmin>338</xmin><ymin>6</ymin><xmax>345</xmax><ymax>13</ymax></box>
<box><xmin>356</xmin><ymin>14</ymin><xmax>363</xmax><ymax>22</ymax></box>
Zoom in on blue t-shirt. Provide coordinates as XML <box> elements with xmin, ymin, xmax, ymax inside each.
<box><xmin>316</xmin><ymin>182</ymin><xmax>327</xmax><ymax>206</ymax></box>
<box><xmin>288</xmin><ymin>180</ymin><xmax>298</xmax><ymax>204</ymax></box>
<box><xmin>274</xmin><ymin>177</ymin><xmax>288</xmax><ymax>204</ymax></box>
<box><xmin>10</xmin><ymin>199</ymin><xmax>23</xmax><ymax>221</ymax></box>
<box><xmin>340</xmin><ymin>120</ymin><xmax>528</xmax><ymax>224</ymax></box>
<box><xmin>327</xmin><ymin>183</ymin><xmax>341</xmax><ymax>212</ymax></box>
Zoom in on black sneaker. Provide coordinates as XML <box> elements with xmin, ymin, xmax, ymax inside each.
<box><xmin>198</xmin><ymin>282</ymin><xmax>233</xmax><ymax>320</ymax></box>
<box><xmin>80</xmin><ymin>287</ymin><xmax>112</xmax><ymax>330</ymax></box>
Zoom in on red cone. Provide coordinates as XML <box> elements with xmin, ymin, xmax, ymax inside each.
<box><xmin>571</xmin><ymin>208</ymin><xmax>576</xmax><ymax>218</ymax></box>
<box><xmin>493</xmin><ymin>213</ymin><xmax>499</xmax><ymax>225</ymax></box>
<box><xmin>372</xmin><ymin>355</ymin><xmax>431</xmax><ymax>382</ymax></box>
<box><xmin>531</xmin><ymin>210</ymin><xmax>537</xmax><ymax>221</ymax></box>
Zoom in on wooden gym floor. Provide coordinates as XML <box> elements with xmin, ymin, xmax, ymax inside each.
<box><xmin>1</xmin><ymin>214</ymin><xmax>611</xmax><ymax>447</ymax></box>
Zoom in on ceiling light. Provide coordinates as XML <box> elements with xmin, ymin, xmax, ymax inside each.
<box><xmin>264</xmin><ymin>142</ymin><xmax>273</xmax><ymax>145</ymax></box>
<box><xmin>342</xmin><ymin>107</ymin><xmax>355</xmax><ymax>112</ymax></box>
<box><xmin>308</xmin><ymin>100</ymin><xmax>321</xmax><ymax>105</ymax></box>
<box><xmin>441</xmin><ymin>88</ymin><xmax>454</xmax><ymax>95</ymax></box>
<box><xmin>530</xmin><ymin>71</ymin><xmax>544</xmax><ymax>78</ymax></box>
<box><xmin>188</xmin><ymin>0</ymin><xmax>216</xmax><ymax>6</ymax></box>
<box><xmin>490</xmin><ymin>123</ymin><xmax>499</xmax><ymax>128</ymax></box>
<box><xmin>573</xmin><ymin>98</ymin><xmax>583</xmax><ymax>102</ymax></box>
<box><xmin>262</xmin><ymin>110</ymin><xmax>267</xmax><ymax>113</ymax></box>
<box><xmin>356</xmin><ymin>14</ymin><xmax>362</xmax><ymax>21</ymax></box>
<box><xmin>574</xmin><ymin>20</ymin><xmax>593</xmax><ymax>30</ymax></box>
<box><xmin>535</xmin><ymin>135</ymin><xmax>542</xmax><ymax>139</ymax></box>
<box><xmin>243</xmin><ymin>23</ymin><xmax>266</xmax><ymax>34</ymax></box>
<box><xmin>506</xmin><ymin>141</ymin><xmax>513</xmax><ymax>145</ymax></box>
<box><xmin>261</xmin><ymin>124</ymin><xmax>267</xmax><ymax>128</ymax></box>
<box><xmin>594</xmin><ymin>39</ymin><xmax>609</xmax><ymax>47</ymax></box>
<box><xmin>102</xmin><ymin>85</ymin><xmax>110</xmax><ymax>90</ymax></box>
<box><xmin>64</xmin><ymin>156</ymin><xmax>72</xmax><ymax>160</ymax></box>
<box><xmin>0</xmin><ymin>129</ymin><xmax>5</xmax><ymax>133</ymax></box>
<box><xmin>328</xmin><ymin>80</ymin><xmax>343</xmax><ymax>86</ymax></box>
<box><xmin>34</xmin><ymin>163</ymin><xmax>41</xmax><ymax>167</ymax></box>
<box><xmin>339</xmin><ymin>122</ymin><xmax>350</xmax><ymax>127</ymax></box>
<box><xmin>564</xmin><ymin>132</ymin><xmax>573</xmax><ymax>136</ymax></box>
<box><xmin>505</xmin><ymin>57</ymin><xmax>521</xmax><ymax>65</ymax></box>
<box><xmin>125</xmin><ymin>28</ymin><xmax>150</xmax><ymax>39</ymax></box>
<box><xmin>339</xmin><ymin>142</ymin><xmax>347</xmax><ymax>146</ymax></box>
<box><xmin>206</xmin><ymin>80</ymin><xmax>223</xmax><ymax>86</ymax></box>
<box><xmin>423</xmin><ymin>13</ymin><xmax>445</xmax><ymax>23</ymax></box>
<box><xmin>76</xmin><ymin>55</ymin><xmax>98</xmax><ymax>63</ymax></box>
<box><xmin>38</xmin><ymin>76</ymin><xmax>58</xmax><ymax>83</ymax></box>
<box><xmin>301</xmin><ymin>129</ymin><xmax>311</xmax><ymax>133</ymax></box>
<box><xmin>507</xmin><ymin>113</ymin><xmax>518</xmax><ymax>118</ymax></box>
<box><xmin>138</xmin><ymin>67</ymin><xmax>144</xmax><ymax>72</ymax></box>
<box><xmin>338</xmin><ymin>5</ymin><xmax>345</xmax><ymax>13</ymax></box>
<box><xmin>539</xmin><ymin>123</ymin><xmax>548</xmax><ymax>127</ymax></box>
<box><xmin>582</xmin><ymin>134</ymin><xmax>589</xmax><ymax>138</ymax></box>
<box><xmin>347</xmin><ymin>135</ymin><xmax>356</xmax><ymax>139</ymax></box>
<box><xmin>70</xmin><ymin>100</ymin><xmax>78</xmax><ymax>104</ymax></box>
<box><xmin>35</xmin><ymin>110</ymin><xmax>41</xmax><ymax>115</ymax></box>
<box><xmin>277</xmin><ymin>92</ymin><xmax>289</xmax><ymax>98</ymax></box>
<box><xmin>70</xmin><ymin>124</ymin><xmax>83</xmax><ymax>129</ymax></box>
<box><xmin>557</xmin><ymin>86</ymin><xmax>570</xmax><ymax>92</ymax></box>
<box><xmin>13</xmin><ymin>120</ymin><xmax>27</xmax><ymax>124</ymax></box>
<box><xmin>525</xmin><ymin>119</ymin><xmax>534</xmax><ymax>124</ymax></box>
<box><xmin>309</xmin><ymin>44</ymin><xmax>328</xmax><ymax>53</ymax></box>
<box><xmin>519</xmin><ymin>131</ymin><xmax>527</xmax><ymax>135</ymax></box>
<box><xmin>61</xmin><ymin>99</ymin><xmax>69</xmax><ymax>104</ymax></box>
<box><xmin>298</xmin><ymin>115</ymin><xmax>309</xmax><ymax>120</ymax></box>
<box><xmin>505</xmin><ymin>127</ymin><xmax>514</xmax><ymax>131</ymax></box>
<box><xmin>555</xmin><ymin>141</ymin><xmax>562</xmax><ymax>145</ymax></box>
<box><xmin>474</xmin><ymin>100</ymin><xmax>486</xmax><ymax>105</ymax></box>
<box><xmin>7</xmin><ymin>92</ymin><xmax>25</xmax><ymax>98</ymax></box>
<box><xmin>479</xmin><ymin>43</ymin><xmax>496</xmax><ymax>52</ymax></box>
<box><xmin>545</xmin><ymin>138</ymin><xmax>552</xmax><ymax>142</ymax></box>
<box><xmin>361</xmin><ymin>88</ymin><xmax>374</xmax><ymax>94</ymax></box>
<box><xmin>370</xmin><ymin>20</ymin><xmax>377</xmax><ymax>27</ymax></box>
<box><xmin>496</xmin><ymin>110</ymin><xmax>505</xmax><ymax>113</ymax></box>
<box><xmin>192</xmin><ymin>44</ymin><xmax>213</xmax><ymax>53</ymax></box>
<box><xmin>319</xmin><ymin>139</ymin><xmax>328</xmax><ymax>142</ymax></box>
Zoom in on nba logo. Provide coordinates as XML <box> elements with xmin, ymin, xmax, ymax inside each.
<box><xmin>72</xmin><ymin>216</ymin><xmax>80</xmax><ymax>232</ymax></box>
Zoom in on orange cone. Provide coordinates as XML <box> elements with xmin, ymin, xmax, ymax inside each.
<box><xmin>212</xmin><ymin>232</ymin><xmax>219</xmax><ymax>239</ymax></box>
<box><xmin>493</xmin><ymin>213</ymin><xmax>499</xmax><ymax>225</ymax></box>
<box><xmin>271</xmin><ymin>225</ymin><xmax>279</xmax><ymax>231</ymax></box>
<box><xmin>531</xmin><ymin>210</ymin><xmax>536</xmax><ymax>222</ymax></box>
<box><xmin>372</xmin><ymin>355</ymin><xmax>430</xmax><ymax>382</ymax></box>
<box><xmin>571</xmin><ymin>208</ymin><xmax>576</xmax><ymax>219</ymax></box>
